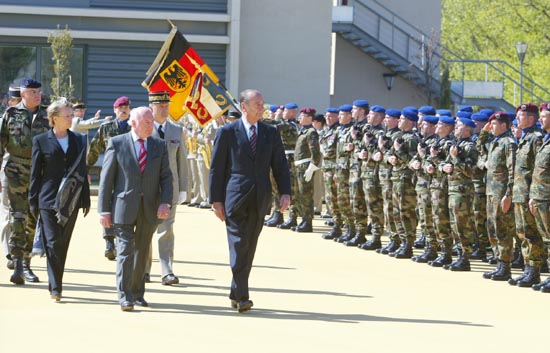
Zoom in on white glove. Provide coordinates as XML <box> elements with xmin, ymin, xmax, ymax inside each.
<box><xmin>177</xmin><ymin>191</ymin><xmax>187</xmax><ymax>204</ymax></box>
<box><xmin>304</xmin><ymin>163</ymin><xmax>319</xmax><ymax>182</ymax></box>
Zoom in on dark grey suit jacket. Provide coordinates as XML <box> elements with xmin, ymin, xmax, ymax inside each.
<box><xmin>98</xmin><ymin>133</ymin><xmax>173</xmax><ymax>225</ymax></box>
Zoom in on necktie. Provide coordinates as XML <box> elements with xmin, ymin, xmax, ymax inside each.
<box><xmin>250</xmin><ymin>125</ymin><xmax>257</xmax><ymax>155</ymax></box>
<box><xmin>138</xmin><ymin>138</ymin><xmax>147</xmax><ymax>174</ymax></box>
<box><xmin>158</xmin><ymin>124</ymin><xmax>165</xmax><ymax>139</ymax></box>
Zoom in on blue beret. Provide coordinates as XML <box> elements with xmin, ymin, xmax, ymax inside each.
<box><xmin>456</xmin><ymin>111</ymin><xmax>472</xmax><ymax>120</ymax></box>
<box><xmin>326</xmin><ymin>107</ymin><xmax>339</xmax><ymax>114</ymax></box>
<box><xmin>8</xmin><ymin>85</ymin><xmax>20</xmax><ymax>99</ymax></box>
<box><xmin>370</xmin><ymin>105</ymin><xmax>385</xmax><ymax>114</ymax></box>
<box><xmin>459</xmin><ymin>117</ymin><xmax>476</xmax><ymax>128</ymax></box>
<box><xmin>285</xmin><ymin>102</ymin><xmax>298</xmax><ymax>109</ymax></box>
<box><xmin>339</xmin><ymin>104</ymin><xmax>353</xmax><ymax>113</ymax></box>
<box><xmin>479</xmin><ymin>109</ymin><xmax>494</xmax><ymax>117</ymax></box>
<box><xmin>459</xmin><ymin>105</ymin><xmax>473</xmax><ymax>113</ymax></box>
<box><xmin>436</xmin><ymin>109</ymin><xmax>452</xmax><ymax>117</ymax></box>
<box><xmin>353</xmin><ymin>99</ymin><xmax>369</xmax><ymax>109</ymax></box>
<box><xmin>422</xmin><ymin>115</ymin><xmax>439</xmax><ymax>125</ymax></box>
<box><xmin>385</xmin><ymin>109</ymin><xmax>401</xmax><ymax>118</ymax></box>
<box><xmin>419</xmin><ymin>105</ymin><xmax>436</xmax><ymax>115</ymax></box>
<box><xmin>402</xmin><ymin>108</ymin><xmax>418</xmax><ymax>122</ymax></box>
<box><xmin>269</xmin><ymin>105</ymin><xmax>278</xmax><ymax>113</ymax></box>
<box><xmin>471</xmin><ymin>113</ymin><xmax>489</xmax><ymax>122</ymax></box>
<box><xmin>403</xmin><ymin>106</ymin><xmax>418</xmax><ymax>114</ymax></box>
<box><xmin>439</xmin><ymin>116</ymin><xmax>456</xmax><ymax>125</ymax></box>
<box><xmin>20</xmin><ymin>78</ymin><xmax>41</xmax><ymax>89</ymax></box>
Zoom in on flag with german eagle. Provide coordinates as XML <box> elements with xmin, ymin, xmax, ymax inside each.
<box><xmin>142</xmin><ymin>27</ymin><xmax>233</xmax><ymax>125</ymax></box>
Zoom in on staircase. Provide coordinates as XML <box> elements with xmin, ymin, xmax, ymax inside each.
<box><xmin>332</xmin><ymin>0</ymin><xmax>550</xmax><ymax>110</ymax></box>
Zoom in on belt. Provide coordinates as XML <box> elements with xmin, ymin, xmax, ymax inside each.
<box><xmin>285</xmin><ymin>150</ymin><xmax>295</xmax><ymax>155</ymax></box>
<box><xmin>294</xmin><ymin>158</ymin><xmax>311</xmax><ymax>166</ymax></box>
<box><xmin>8</xmin><ymin>155</ymin><xmax>32</xmax><ymax>166</ymax></box>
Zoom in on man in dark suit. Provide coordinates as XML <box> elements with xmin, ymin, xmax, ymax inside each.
<box><xmin>209</xmin><ymin>89</ymin><xmax>291</xmax><ymax>313</ymax></box>
<box><xmin>98</xmin><ymin>106</ymin><xmax>172</xmax><ymax>311</ymax></box>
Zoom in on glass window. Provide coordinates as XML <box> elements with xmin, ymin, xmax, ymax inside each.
<box><xmin>0</xmin><ymin>45</ymin><xmax>37</xmax><ymax>96</ymax></box>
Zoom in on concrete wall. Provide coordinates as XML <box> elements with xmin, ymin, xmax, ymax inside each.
<box><xmin>382</xmin><ymin>0</ymin><xmax>442</xmax><ymax>36</ymax></box>
<box><xmin>238</xmin><ymin>0</ymin><xmax>332</xmax><ymax>109</ymax></box>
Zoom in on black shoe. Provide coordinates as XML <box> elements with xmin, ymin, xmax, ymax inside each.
<box><xmin>509</xmin><ymin>265</ymin><xmax>530</xmax><ymax>285</ymax></box>
<box><xmin>451</xmin><ymin>244</ymin><xmax>459</xmax><ymax>256</ymax></box>
<box><xmin>9</xmin><ymin>257</ymin><xmax>25</xmax><ymax>285</ymax></box>
<box><xmin>377</xmin><ymin>239</ymin><xmax>401</xmax><ymax>255</ymax></box>
<box><xmin>517</xmin><ymin>266</ymin><xmax>541</xmax><ymax>287</ymax></box>
<box><xmin>230</xmin><ymin>299</ymin><xmax>238</xmax><ymax>309</ymax></box>
<box><xmin>511</xmin><ymin>248</ymin><xmax>524</xmax><ymax>269</ymax></box>
<box><xmin>324</xmin><ymin>219</ymin><xmax>335</xmax><ymax>226</ymax></box>
<box><xmin>428</xmin><ymin>253</ymin><xmax>452</xmax><ymax>267</ymax></box>
<box><xmin>490</xmin><ymin>261</ymin><xmax>511</xmax><ymax>281</ymax></box>
<box><xmin>344</xmin><ymin>233</ymin><xmax>366</xmax><ymax>246</ymax></box>
<box><xmin>134</xmin><ymin>298</ymin><xmax>149</xmax><ymax>307</ymax></box>
<box><xmin>314</xmin><ymin>211</ymin><xmax>321</xmax><ymax>216</ymax></box>
<box><xmin>394</xmin><ymin>241</ymin><xmax>414</xmax><ymax>259</ymax></box>
<box><xmin>22</xmin><ymin>258</ymin><xmax>39</xmax><ymax>283</ymax></box>
<box><xmin>277</xmin><ymin>217</ymin><xmax>297</xmax><ymax>230</ymax></box>
<box><xmin>121</xmin><ymin>301</ymin><xmax>134</xmax><ymax>311</ymax></box>
<box><xmin>162</xmin><ymin>273</ymin><xmax>179</xmax><ymax>285</ymax></box>
<box><xmin>237</xmin><ymin>300</ymin><xmax>254</xmax><ymax>313</ymax></box>
<box><xmin>105</xmin><ymin>237</ymin><xmax>116</xmax><ymax>261</ymax></box>
<box><xmin>484</xmin><ymin>255</ymin><xmax>498</xmax><ymax>264</ymax></box>
<box><xmin>532</xmin><ymin>277</ymin><xmax>550</xmax><ymax>291</ymax></box>
<box><xmin>295</xmin><ymin>221</ymin><xmax>313</xmax><ymax>233</ymax></box>
<box><xmin>470</xmin><ymin>248</ymin><xmax>487</xmax><ymax>261</ymax></box>
<box><xmin>322</xmin><ymin>226</ymin><xmax>342</xmax><ymax>240</ymax></box>
<box><xmin>321</xmin><ymin>213</ymin><xmax>332</xmax><ymax>219</ymax></box>
<box><xmin>483</xmin><ymin>264</ymin><xmax>500</xmax><ymax>279</ymax></box>
<box><xmin>412</xmin><ymin>247</ymin><xmax>438</xmax><ymax>263</ymax></box>
<box><xmin>334</xmin><ymin>228</ymin><xmax>355</xmax><ymax>243</ymax></box>
<box><xmin>358</xmin><ymin>236</ymin><xmax>381</xmax><ymax>250</ymax></box>
<box><xmin>447</xmin><ymin>255</ymin><xmax>471</xmax><ymax>271</ymax></box>
<box><xmin>265</xmin><ymin>211</ymin><xmax>284</xmax><ymax>227</ymax></box>
<box><xmin>187</xmin><ymin>202</ymin><xmax>198</xmax><ymax>207</ymax></box>
<box><xmin>413</xmin><ymin>234</ymin><xmax>426</xmax><ymax>249</ymax></box>
<box><xmin>541</xmin><ymin>283</ymin><xmax>550</xmax><ymax>293</ymax></box>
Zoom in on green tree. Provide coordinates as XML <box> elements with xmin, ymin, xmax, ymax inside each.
<box><xmin>47</xmin><ymin>25</ymin><xmax>73</xmax><ymax>100</ymax></box>
<box><xmin>439</xmin><ymin>64</ymin><xmax>452</xmax><ymax>109</ymax></box>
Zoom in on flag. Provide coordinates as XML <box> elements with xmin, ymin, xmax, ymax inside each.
<box><xmin>184</xmin><ymin>72</ymin><xmax>234</xmax><ymax>127</ymax></box>
<box><xmin>142</xmin><ymin>27</ymin><xmax>222</xmax><ymax>121</ymax></box>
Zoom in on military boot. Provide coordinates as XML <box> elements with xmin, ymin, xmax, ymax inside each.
<box><xmin>508</xmin><ymin>265</ymin><xmax>530</xmax><ymax>285</ymax></box>
<box><xmin>413</xmin><ymin>234</ymin><xmax>426</xmax><ymax>249</ymax></box>
<box><xmin>322</xmin><ymin>226</ymin><xmax>342</xmax><ymax>240</ymax></box>
<box><xmin>511</xmin><ymin>248</ymin><xmax>524</xmax><ymax>269</ymax></box>
<box><xmin>428</xmin><ymin>251</ymin><xmax>452</xmax><ymax>267</ymax></box>
<box><xmin>412</xmin><ymin>246</ymin><xmax>438</xmax><ymax>263</ymax></box>
<box><xmin>490</xmin><ymin>261</ymin><xmax>511</xmax><ymax>281</ymax></box>
<box><xmin>22</xmin><ymin>257</ymin><xmax>39</xmax><ymax>282</ymax></box>
<box><xmin>447</xmin><ymin>252</ymin><xmax>471</xmax><ymax>272</ymax></box>
<box><xmin>295</xmin><ymin>221</ymin><xmax>313</xmax><ymax>233</ymax></box>
<box><xmin>334</xmin><ymin>227</ymin><xmax>355</xmax><ymax>243</ymax></box>
<box><xmin>324</xmin><ymin>219</ymin><xmax>335</xmax><ymax>226</ymax></box>
<box><xmin>482</xmin><ymin>263</ymin><xmax>500</xmax><ymax>279</ymax></box>
<box><xmin>10</xmin><ymin>256</ymin><xmax>25</xmax><ymax>285</ymax></box>
<box><xmin>291</xmin><ymin>220</ymin><xmax>305</xmax><ymax>232</ymax></box>
<box><xmin>517</xmin><ymin>265</ymin><xmax>541</xmax><ymax>287</ymax></box>
<box><xmin>344</xmin><ymin>230</ymin><xmax>366</xmax><ymax>247</ymax></box>
<box><xmin>376</xmin><ymin>239</ymin><xmax>400</xmax><ymax>255</ymax></box>
<box><xmin>265</xmin><ymin>211</ymin><xmax>284</xmax><ymax>227</ymax></box>
<box><xmin>6</xmin><ymin>254</ymin><xmax>14</xmax><ymax>270</ymax></box>
<box><xmin>532</xmin><ymin>276</ymin><xmax>550</xmax><ymax>291</ymax></box>
<box><xmin>541</xmin><ymin>282</ymin><xmax>550</xmax><ymax>293</ymax></box>
<box><xmin>394</xmin><ymin>240</ymin><xmax>414</xmax><ymax>259</ymax></box>
<box><xmin>277</xmin><ymin>215</ymin><xmax>297</xmax><ymax>230</ymax></box>
<box><xmin>263</xmin><ymin>210</ymin><xmax>276</xmax><ymax>225</ymax></box>
<box><xmin>470</xmin><ymin>247</ymin><xmax>487</xmax><ymax>261</ymax></box>
<box><xmin>105</xmin><ymin>237</ymin><xmax>116</xmax><ymax>261</ymax></box>
<box><xmin>358</xmin><ymin>234</ymin><xmax>381</xmax><ymax>250</ymax></box>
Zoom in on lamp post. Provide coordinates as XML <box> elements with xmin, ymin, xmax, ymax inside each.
<box><xmin>383</xmin><ymin>73</ymin><xmax>397</xmax><ymax>91</ymax></box>
<box><xmin>515</xmin><ymin>42</ymin><xmax>528</xmax><ymax>104</ymax></box>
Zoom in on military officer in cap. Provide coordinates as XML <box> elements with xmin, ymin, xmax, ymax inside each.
<box><xmin>0</xmin><ymin>78</ymin><xmax>50</xmax><ymax>284</ymax></box>
<box><xmin>88</xmin><ymin>96</ymin><xmax>132</xmax><ymax>261</ymax></box>
<box><xmin>508</xmin><ymin>103</ymin><xmax>544</xmax><ymax>287</ymax></box>
<box><xmin>312</xmin><ymin>114</ymin><xmax>326</xmax><ymax>215</ymax></box>
<box><xmin>290</xmin><ymin>108</ymin><xmax>321</xmax><ymax>232</ymax></box>
<box><xmin>481</xmin><ymin>112</ymin><xmax>516</xmax><ymax>281</ymax></box>
<box><xmin>319</xmin><ymin>108</ymin><xmax>340</xmax><ymax>238</ymax></box>
<box><xmin>70</xmin><ymin>100</ymin><xmax>111</xmax><ymax>135</ymax></box>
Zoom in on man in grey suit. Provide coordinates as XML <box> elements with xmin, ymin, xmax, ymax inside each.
<box><xmin>98</xmin><ymin>106</ymin><xmax>172</xmax><ymax>311</ymax></box>
<box><xmin>145</xmin><ymin>91</ymin><xmax>188</xmax><ymax>285</ymax></box>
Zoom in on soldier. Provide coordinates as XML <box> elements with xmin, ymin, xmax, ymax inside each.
<box><xmin>290</xmin><ymin>108</ymin><xmax>321</xmax><ymax>232</ymax></box>
<box><xmin>481</xmin><ymin>112</ymin><xmax>516</xmax><ymax>281</ymax></box>
<box><xmin>70</xmin><ymin>100</ymin><xmax>111</xmax><ymax>135</ymax></box>
<box><xmin>442</xmin><ymin>117</ymin><xmax>478</xmax><ymax>271</ymax></box>
<box><xmin>0</xmin><ymin>78</ymin><xmax>50</xmax><ymax>284</ymax></box>
<box><xmin>186</xmin><ymin>121</ymin><xmax>203</xmax><ymax>207</ymax></box>
<box><xmin>385</xmin><ymin>108</ymin><xmax>419</xmax><ymax>258</ymax></box>
<box><xmin>374</xmin><ymin>109</ymin><xmax>401</xmax><ymax>253</ymax></box>
<box><xmin>426</xmin><ymin>116</ymin><xmax>455</xmax><ymax>266</ymax></box>
<box><xmin>87</xmin><ymin>96</ymin><xmax>132</xmax><ymax>261</ymax></box>
<box><xmin>320</xmin><ymin>108</ymin><xmax>341</xmax><ymax>239</ymax></box>
<box><xmin>530</xmin><ymin>102</ymin><xmax>550</xmax><ymax>292</ymax></box>
<box><xmin>410</xmin><ymin>115</ymin><xmax>439</xmax><ymax>262</ymax></box>
<box><xmin>277</xmin><ymin>103</ymin><xmax>300</xmax><ymax>229</ymax></box>
<box><xmin>357</xmin><ymin>105</ymin><xmax>386</xmax><ymax>249</ymax></box>
<box><xmin>312</xmin><ymin>114</ymin><xmax>326</xmax><ymax>216</ymax></box>
<box><xmin>341</xmin><ymin>100</ymin><xmax>369</xmax><ymax>246</ymax></box>
<box><xmin>195</xmin><ymin>120</ymin><xmax>217</xmax><ymax>209</ymax></box>
<box><xmin>508</xmin><ymin>103</ymin><xmax>544</xmax><ymax>287</ymax></box>
<box><xmin>470</xmin><ymin>112</ymin><xmax>491</xmax><ymax>261</ymax></box>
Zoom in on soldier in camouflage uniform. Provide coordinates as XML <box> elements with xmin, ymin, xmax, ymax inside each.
<box><xmin>357</xmin><ymin>106</ymin><xmax>385</xmax><ymax>249</ymax></box>
<box><xmin>374</xmin><ymin>110</ymin><xmax>401</xmax><ymax>253</ymax></box>
<box><xmin>277</xmin><ymin>103</ymin><xmax>300</xmax><ymax>229</ymax></box>
<box><xmin>530</xmin><ymin>103</ymin><xmax>550</xmax><ymax>292</ymax></box>
<box><xmin>508</xmin><ymin>103</ymin><xmax>544</xmax><ymax>287</ymax></box>
<box><xmin>480</xmin><ymin>112</ymin><xmax>516</xmax><ymax>281</ymax></box>
<box><xmin>426</xmin><ymin>116</ymin><xmax>456</xmax><ymax>267</ymax></box>
<box><xmin>290</xmin><ymin>108</ymin><xmax>321</xmax><ymax>232</ymax></box>
<box><xmin>410</xmin><ymin>115</ymin><xmax>439</xmax><ymax>262</ymax></box>
<box><xmin>320</xmin><ymin>108</ymin><xmax>342</xmax><ymax>239</ymax></box>
<box><xmin>470</xmin><ymin>112</ymin><xmax>491</xmax><ymax>261</ymax></box>
<box><xmin>340</xmin><ymin>100</ymin><xmax>370</xmax><ymax>245</ymax></box>
<box><xmin>87</xmin><ymin>96</ymin><xmax>132</xmax><ymax>261</ymax></box>
<box><xmin>441</xmin><ymin>117</ymin><xmax>478</xmax><ymax>271</ymax></box>
<box><xmin>0</xmin><ymin>78</ymin><xmax>50</xmax><ymax>284</ymax></box>
<box><xmin>385</xmin><ymin>108</ymin><xmax>419</xmax><ymax>258</ymax></box>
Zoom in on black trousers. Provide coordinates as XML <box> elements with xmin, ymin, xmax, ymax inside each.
<box><xmin>40</xmin><ymin>208</ymin><xmax>79</xmax><ymax>295</ymax></box>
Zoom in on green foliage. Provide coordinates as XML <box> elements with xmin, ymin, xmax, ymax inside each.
<box><xmin>441</xmin><ymin>0</ymin><xmax>550</xmax><ymax>104</ymax></box>
<box><xmin>47</xmin><ymin>25</ymin><xmax>73</xmax><ymax>100</ymax></box>
<box><xmin>439</xmin><ymin>64</ymin><xmax>452</xmax><ymax>109</ymax></box>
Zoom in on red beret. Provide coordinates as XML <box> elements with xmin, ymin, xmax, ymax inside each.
<box><xmin>540</xmin><ymin>102</ymin><xmax>550</xmax><ymax>112</ymax></box>
<box><xmin>300</xmin><ymin>107</ymin><xmax>316</xmax><ymax>116</ymax></box>
<box><xmin>113</xmin><ymin>96</ymin><xmax>130</xmax><ymax>107</ymax></box>
<box><xmin>489</xmin><ymin>112</ymin><xmax>511</xmax><ymax>123</ymax></box>
<box><xmin>515</xmin><ymin>103</ymin><xmax>538</xmax><ymax>114</ymax></box>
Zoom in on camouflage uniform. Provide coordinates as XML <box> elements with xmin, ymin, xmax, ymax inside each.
<box><xmin>348</xmin><ymin>121</ymin><xmax>369</xmax><ymax>241</ymax></box>
<box><xmin>377</xmin><ymin>127</ymin><xmax>400</xmax><ymax>246</ymax></box>
<box><xmin>472</xmin><ymin>131</ymin><xmax>490</xmax><ymax>257</ymax></box>
<box><xmin>334</xmin><ymin>123</ymin><xmax>356</xmax><ymax>238</ymax></box>
<box><xmin>319</xmin><ymin>123</ymin><xmax>340</xmax><ymax>228</ymax></box>
<box><xmin>293</xmin><ymin>125</ymin><xmax>321</xmax><ymax>226</ymax></box>
<box><xmin>0</xmin><ymin>102</ymin><xmax>49</xmax><ymax>257</ymax></box>
<box><xmin>276</xmin><ymin>119</ymin><xmax>299</xmax><ymax>228</ymax></box>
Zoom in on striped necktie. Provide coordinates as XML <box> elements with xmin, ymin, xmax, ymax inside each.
<box><xmin>250</xmin><ymin>125</ymin><xmax>257</xmax><ymax>155</ymax></box>
<box><xmin>138</xmin><ymin>138</ymin><xmax>147</xmax><ymax>174</ymax></box>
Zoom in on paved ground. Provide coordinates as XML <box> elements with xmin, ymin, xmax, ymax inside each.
<box><xmin>0</xmin><ymin>197</ymin><xmax>547</xmax><ymax>352</ymax></box>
